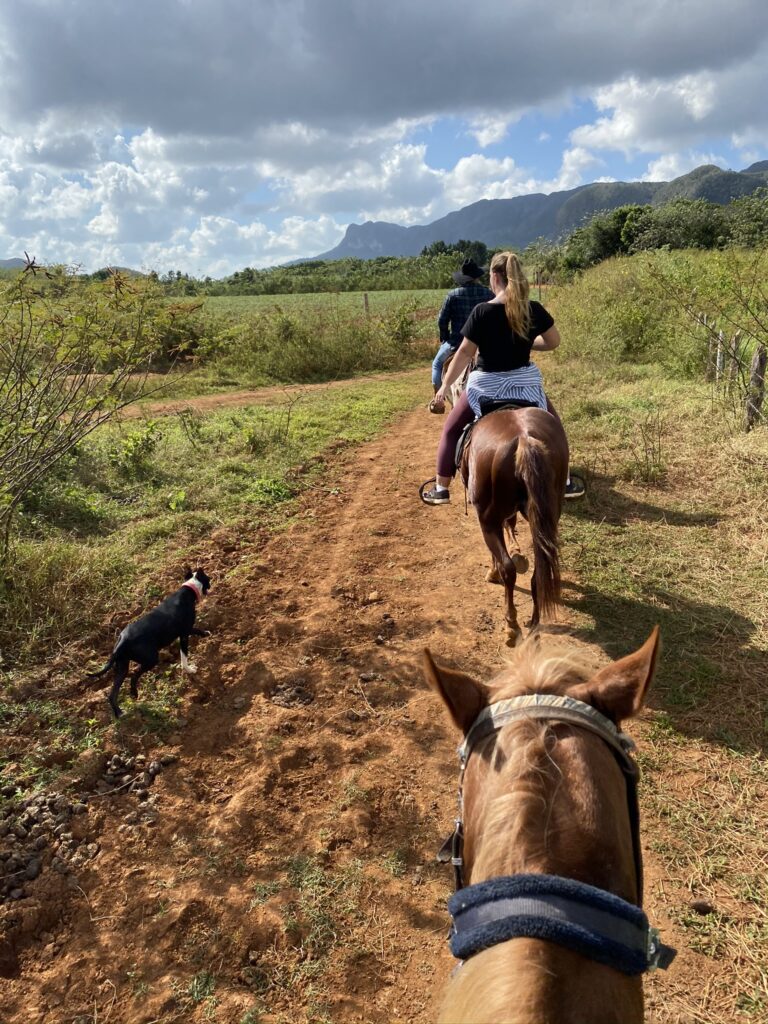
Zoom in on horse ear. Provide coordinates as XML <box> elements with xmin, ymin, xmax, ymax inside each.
<box><xmin>422</xmin><ymin>649</ymin><xmax>490</xmax><ymax>733</ymax></box>
<box><xmin>575</xmin><ymin>627</ymin><xmax>660</xmax><ymax>723</ymax></box>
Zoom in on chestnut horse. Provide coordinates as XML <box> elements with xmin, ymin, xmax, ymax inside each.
<box><xmin>441</xmin><ymin>350</ymin><xmax>471</xmax><ymax>407</ymax></box>
<box><xmin>424</xmin><ymin>627</ymin><xmax>674</xmax><ymax>1024</ymax></box>
<box><xmin>461</xmin><ymin>406</ymin><xmax>569</xmax><ymax>644</ymax></box>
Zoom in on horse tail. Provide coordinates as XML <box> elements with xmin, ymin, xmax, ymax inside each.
<box><xmin>516</xmin><ymin>434</ymin><xmax>561</xmax><ymax>617</ymax></box>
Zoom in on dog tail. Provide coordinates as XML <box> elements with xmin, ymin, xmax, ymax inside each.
<box><xmin>85</xmin><ymin>655</ymin><xmax>115</xmax><ymax>678</ymax></box>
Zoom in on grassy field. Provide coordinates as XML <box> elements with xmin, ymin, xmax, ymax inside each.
<box><xmin>540</xmin><ymin>343</ymin><xmax>768</xmax><ymax>1021</ymax></box>
<box><xmin>203</xmin><ymin>288</ymin><xmax>443</xmax><ymax>319</ymax></box>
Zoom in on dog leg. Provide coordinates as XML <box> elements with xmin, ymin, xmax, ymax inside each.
<box><xmin>180</xmin><ymin>635</ymin><xmax>197</xmax><ymax>675</ymax></box>
<box><xmin>107</xmin><ymin>664</ymin><xmax>129</xmax><ymax>719</ymax></box>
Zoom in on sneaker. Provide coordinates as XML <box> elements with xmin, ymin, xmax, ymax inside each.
<box><xmin>565</xmin><ymin>476</ymin><xmax>586</xmax><ymax>500</ymax></box>
<box><xmin>421</xmin><ymin>484</ymin><xmax>450</xmax><ymax>505</ymax></box>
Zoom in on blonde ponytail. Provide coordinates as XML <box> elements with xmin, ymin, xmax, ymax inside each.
<box><xmin>490</xmin><ymin>251</ymin><xmax>530</xmax><ymax>336</ymax></box>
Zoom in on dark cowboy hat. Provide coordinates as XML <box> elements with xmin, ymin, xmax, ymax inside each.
<box><xmin>452</xmin><ymin>259</ymin><xmax>488</xmax><ymax>285</ymax></box>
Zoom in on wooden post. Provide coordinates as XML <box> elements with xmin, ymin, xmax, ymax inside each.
<box><xmin>728</xmin><ymin>331</ymin><xmax>742</xmax><ymax>390</ymax></box>
<box><xmin>702</xmin><ymin>315</ymin><xmax>716</xmax><ymax>382</ymax></box>
<box><xmin>715</xmin><ymin>330</ymin><xmax>725</xmax><ymax>384</ymax></box>
<box><xmin>363</xmin><ymin>292</ymin><xmax>369</xmax><ymax>315</ymax></box>
<box><xmin>744</xmin><ymin>343</ymin><xmax>767</xmax><ymax>431</ymax></box>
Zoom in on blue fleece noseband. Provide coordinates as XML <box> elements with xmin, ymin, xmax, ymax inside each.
<box><xmin>449</xmin><ymin>873</ymin><xmax>676</xmax><ymax>975</ymax></box>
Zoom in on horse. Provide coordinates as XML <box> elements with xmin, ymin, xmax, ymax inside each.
<box><xmin>441</xmin><ymin>350</ymin><xmax>472</xmax><ymax>408</ymax></box>
<box><xmin>423</xmin><ymin>626</ymin><xmax>674</xmax><ymax>1024</ymax></box>
<box><xmin>460</xmin><ymin>405</ymin><xmax>569</xmax><ymax>644</ymax></box>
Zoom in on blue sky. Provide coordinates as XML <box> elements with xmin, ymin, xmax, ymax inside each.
<box><xmin>0</xmin><ymin>0</ymin><xmax>766</xmax><ymax>276</ymax></box>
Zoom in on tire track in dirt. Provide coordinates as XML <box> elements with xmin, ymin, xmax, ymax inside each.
<box><xmin>2</xmin><ymin>400</ymin><xmax>695</xmax><ymax>1024</ymax></box>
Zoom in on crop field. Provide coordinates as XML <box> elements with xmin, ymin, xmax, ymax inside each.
<box><xmin>0</xmin><ymin>251</ymin><xmax>767</xmax><ymax>1023</ymax></box>
<box><xmin>204</xmin><ymin>288</ymin><xmax>444</xmax><ymax>316</ymax></box>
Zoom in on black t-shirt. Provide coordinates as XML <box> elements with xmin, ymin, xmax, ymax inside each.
<box><xmin>461</xmin><ymin>300</ymin><xmax>555</xmax><ymax>372</ymax></box>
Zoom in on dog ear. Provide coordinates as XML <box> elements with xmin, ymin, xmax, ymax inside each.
<box><xmin>183</xmin><ymin>566</ymin><xmax>193</xmax><ymax>580</ymax></box>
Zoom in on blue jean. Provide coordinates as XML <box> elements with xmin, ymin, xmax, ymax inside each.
<box><xmin>432</xmin><ymin>341</ymin><xmax>457</xmax><ymax>387</ymax></box>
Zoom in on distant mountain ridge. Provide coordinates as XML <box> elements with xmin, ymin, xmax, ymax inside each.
<box><xmin>314</xmin><ymin>162</ymin><xmax>768</xmax><ymax>261</ymax></box>
<box><xmin>0</xmin><ymin>258</ymin><xmax>26</xmax><ymax>269</ymax></box>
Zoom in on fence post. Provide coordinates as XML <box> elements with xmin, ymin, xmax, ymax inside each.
<box><xmin>363</xmin><ymin>292</ymin><xmax>370</xmax><ymax>315</ymax></box>
<box><xmin>744</xmin><ymin>343</ymin><xmax>767</xmax><ymax>431</ymax></box>
<box><xmin>702</xmin><ymin>315</ymin><xmax>716</xmax><ymax>382</ymax></box>
<box><xmin>728</xmin><ymin>331</ymin><xmax>742</xmax><ymax>390</ymax></box>
<box><xmin>715</xmin><ymin>330</ymin><xmax>725</xmax><ymax>384</ymax></box>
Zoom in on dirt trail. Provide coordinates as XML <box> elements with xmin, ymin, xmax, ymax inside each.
<box><xmin>2</xmin><ymin>402</ymin><xmax>704</xmax><ymax>1023</ymax></box>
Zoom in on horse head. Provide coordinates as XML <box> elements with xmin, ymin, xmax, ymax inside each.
<box><xmin>424</xmin><ymin>628</ymin><xmax>672</xmax><ymax>1024</ymax></box>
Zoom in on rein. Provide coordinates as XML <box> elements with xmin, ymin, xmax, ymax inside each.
<box><xmin>439</xmin><ymin>693</ymin><xmax>676</xmax><ymax>974</ymax></box>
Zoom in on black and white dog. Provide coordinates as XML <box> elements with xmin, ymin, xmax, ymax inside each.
<box><xmin>87</xmin><ymin>567</ymin><xmax>211</xmax><ymax>718</ymax></box>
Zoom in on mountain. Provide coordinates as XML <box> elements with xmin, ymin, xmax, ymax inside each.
<box><xmin>0</xmin><ymin>258</ymin><xmax>26</xmax><ymax>269</ymax></box>
<box><xmin>314</xmin><ymin>163</ymin><xmax>768</xmax><ymax>261</ymax></box>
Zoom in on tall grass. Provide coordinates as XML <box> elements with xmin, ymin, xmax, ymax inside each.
<box><xmin>187</xmin><ymin>297</ymin><xmax>434</xmax><ymax>386</ymax></box>
<box><xmin>548</xmin><ymin>248</ymin><xmax>768</xmax><ymax>381</ymax></box>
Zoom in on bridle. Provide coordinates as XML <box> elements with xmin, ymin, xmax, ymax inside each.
<box><xmin>438</xmin><ymin>693</ymin><xmax>676</xmax><ymax>974</ymax></box>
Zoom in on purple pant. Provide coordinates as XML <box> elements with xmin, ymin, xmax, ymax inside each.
<box><xmin>436</xmin><ymin>392</ymin><xmax>563</xmax><ymax>479</ymax></box>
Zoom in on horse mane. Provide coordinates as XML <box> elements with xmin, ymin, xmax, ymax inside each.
<box><xmin>478</xmin><ymin>635</ymin><xmax>601</xmax><ymax>872</ymax></box>
<box><xmin>491</xmin><ymin>632</ymin><xmax>597</xmax><ymax>701</ymax></box>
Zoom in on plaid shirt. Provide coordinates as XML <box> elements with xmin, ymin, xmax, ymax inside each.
<box><xmin>437</xmin><ymin>283</ymin><xmax>494</xmax><ymax>347</ymax></box>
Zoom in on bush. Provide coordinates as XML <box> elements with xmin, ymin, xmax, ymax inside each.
<box><xmin>196</xmin><ymin>298</ymin><xmax>425</xmax><ymax>385</ymax></box>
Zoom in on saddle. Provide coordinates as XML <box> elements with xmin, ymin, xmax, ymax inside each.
<box><xmin>455</xmin><ymin>399</ymin><xmax>538</xmax><ymax>468</ymax></box>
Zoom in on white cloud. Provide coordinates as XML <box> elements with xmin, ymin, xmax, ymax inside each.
<box><xmin>0</xmin><ymin>1</ymin><xmax>767</xmax><ymax>271</ymax></box>
<box><xmin>468</xmin><ymin>117</ymin><xmax>512</xmax><ymax>148</ymax></box>
<box><xmin>643</xmin><ymin>151</ymin><xmax>727</xmax><ymax>181</ymax></box>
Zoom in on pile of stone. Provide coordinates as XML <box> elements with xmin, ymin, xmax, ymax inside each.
<box><xmin>96</xmin><ymin>751</ymin><xmax>176</xmax><ymax>799</ymax></box>
<box><xmin>0</xmin><ymin>791</ymin><xmax>90</xmax><ymax>903</ymax></box>
<box><xmin>0</xmin><ymin>749</ymin><xmax>178</xmax><ymax>904</ymax></box>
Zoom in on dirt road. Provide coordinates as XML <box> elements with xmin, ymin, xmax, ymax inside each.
<box><xmin>2</xmin><ymin>399</ymin><xmax>707</xmax><ymax>1023</ymax></box>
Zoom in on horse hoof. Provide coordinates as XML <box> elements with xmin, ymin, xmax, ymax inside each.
<box><xmin>512</xmin><ymin>554</ymin><xmax>529</xmax><ymax>574</ymax></box>
<box><xmin>505</xmin><ymin>628</ymin><xmax>523</xmax><ymax>648</ymax></box>
<box><xmin>485</xmin><ymin>566</ymin><xmax>503</xmax><ymax>585</ymax></box>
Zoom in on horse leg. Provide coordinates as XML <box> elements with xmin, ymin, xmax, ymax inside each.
<box><xmin>485</xmin><ymin>563</ymin><xmax>503</xmax><ymax>585</ymax></box>
<box><xmin>479</xmin><ymin>519</ymin><xmax>522</xmax><ymax>646</ymax></box>
<box><xmin>505</xmin><ymin>513</ymin><xmax>529</xmax><ymax>574</ymax></box>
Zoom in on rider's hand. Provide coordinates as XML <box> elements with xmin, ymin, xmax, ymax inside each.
<box><xmin>435</xmin><ymin>387</ymin><xmax>447</xmax><ymax>403</ymax></box>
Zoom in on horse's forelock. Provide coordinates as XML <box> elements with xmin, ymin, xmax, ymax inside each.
<box><xmin>489</xmin><ymin>634</ymin><xmax>596</xmax><ymax>701</ymax></box>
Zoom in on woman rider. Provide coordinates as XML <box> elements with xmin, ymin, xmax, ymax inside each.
<box><xmin>421</xmin><ymin>250</ymin><xmax>584</xmax><ymax>504</ymax></box>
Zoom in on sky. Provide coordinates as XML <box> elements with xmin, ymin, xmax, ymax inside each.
<box><xmin>0</xmin><ymin>0</ymin><xmax>767</xmax><ymax>278</ymax></box>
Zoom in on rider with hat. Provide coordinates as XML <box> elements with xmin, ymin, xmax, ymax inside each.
<box><xmin>431</xmin><ymin>259</ymin><xmax>493</xmax><ymax>396</ymax></box>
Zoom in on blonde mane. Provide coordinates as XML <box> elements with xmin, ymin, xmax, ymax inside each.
<box><xmin>491</xmin><ymin>633</ymin><xmax>598</xmax><ymax>701</ymax></box>
<box><xmin>474</xmin><ymin>636</ymin><xmax>602</xmax><ymax>873</ymax></box>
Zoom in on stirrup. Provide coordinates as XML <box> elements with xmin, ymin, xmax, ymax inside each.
<box><xmin>419</xmin><ymin>478</ymin><xmax>449</xmax><ymax>505</ymax></box>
